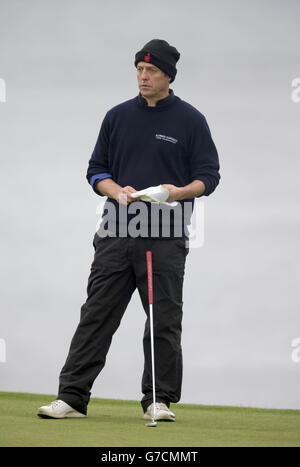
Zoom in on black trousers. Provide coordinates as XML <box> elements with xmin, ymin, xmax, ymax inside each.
<box><xmin>57</xmin><ymin>232</ymin><xmax>189</xmax><ymax>415</ymax></box>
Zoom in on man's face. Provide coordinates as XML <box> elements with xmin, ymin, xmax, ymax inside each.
<box><xmin>137</xmin><ymin>61</ymin><xmax>171</xmax><ymax>98</ymax></box>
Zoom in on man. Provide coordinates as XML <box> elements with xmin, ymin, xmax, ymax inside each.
<box><xmin>37</xmin><ymin>39</ymin><xmax>221</xmax><ymax>421</ymax></box>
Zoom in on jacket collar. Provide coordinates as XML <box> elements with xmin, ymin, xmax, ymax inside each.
<box><xmin>137</xmin><ymin>88</ymin><xmax>175</xmax><ymax>108</ymax></box>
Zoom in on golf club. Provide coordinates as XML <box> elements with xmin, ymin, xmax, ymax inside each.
<box><xmin>145</xmin><ymin>250</ymin><xmax>157</xmax><ymax>428</ymax></box>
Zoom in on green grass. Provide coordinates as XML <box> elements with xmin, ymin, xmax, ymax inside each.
<box><xmin>0</xmin><ymin>392</ymin><xmax>299</xmax><ymax>447</ymax></box>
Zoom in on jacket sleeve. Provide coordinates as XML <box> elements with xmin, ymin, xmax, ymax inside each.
<box><xmin>188</xmin><ymin>114</ymin><xmax>221</xmax><ymax>197</ymax></box>
<box><xmin>86</xmin><ymin>113</ymin><xmax>113</xmax><ymax>196</ymax></box>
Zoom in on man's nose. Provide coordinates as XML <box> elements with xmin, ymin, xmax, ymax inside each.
<box><xmin>140</xmin><ymin>70</ymin><xmax>149</xmax><ymax>80</ymax></box>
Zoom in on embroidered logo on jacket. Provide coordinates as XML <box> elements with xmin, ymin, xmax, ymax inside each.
<box><xmin>155</xmin><ymin>134</ymin><xmax>178</xmax><ymax>144</ymax></box>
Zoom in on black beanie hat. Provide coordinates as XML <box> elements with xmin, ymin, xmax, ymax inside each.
<box><xmin>134</xmin><ymin>39</ymin><xmax>180</xmax><ymax>83</ymax></box>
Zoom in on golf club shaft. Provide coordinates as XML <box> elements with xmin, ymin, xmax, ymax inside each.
<box><xmin>146</xmin><ymin>251</ymin><xmax>156</xmax><ymax>420</ymax></box>
<box><xmin>149</xmin><ymin>302</ymin><xmax>156</xmax><ymax>417</ymax></box>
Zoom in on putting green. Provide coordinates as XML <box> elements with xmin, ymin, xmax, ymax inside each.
<box><xmin>0</xmin><ymin>392</ymin><xmax>299</xmax><ymax>447</ymax></box>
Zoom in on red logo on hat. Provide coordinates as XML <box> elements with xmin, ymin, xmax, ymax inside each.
<box><xmin>144</xmin><ymin>52</ymin><xmax>150</xmax><ymax>62</ymax></box>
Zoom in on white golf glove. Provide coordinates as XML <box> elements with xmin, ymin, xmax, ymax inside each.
<box><xmin>130</xmin><ymin>184</ymin><xmax>178</xmax><ymax>207</ymax></box>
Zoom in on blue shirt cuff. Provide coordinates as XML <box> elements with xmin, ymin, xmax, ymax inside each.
<box><xmin>89</xmin><ymin>173</ymin><xmax>113</xmax><ymax>195</ymax></box>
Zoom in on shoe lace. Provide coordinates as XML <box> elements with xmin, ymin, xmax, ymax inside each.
<box><xmin>156</xmin><ymin>402</ymin><xmax>168</xmax><ymax>410</ymax></box>
<box><xmin>50</xmin><ymin>400</ymin><xmax>63</xmax><ymax>408</ymax></box>
<box><xmin>148</xmin><ymin>402</ymin><xmax>168</xmax><ymax>415</ymax></box>
<box><xmin>147</xmin><ymin>402</ymin><xmax>169</xmax><ymax>417</ymax></box>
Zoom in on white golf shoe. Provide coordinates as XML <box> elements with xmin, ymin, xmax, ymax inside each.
<box><xmin>143</xmin><ymin>402</ymin><xmax>175</xmax><ymax>422</ymax></box>
<box><xmin>37</xmin><ymin>400</ymin><xmax>86</xmax><ymax>419</ymax></box>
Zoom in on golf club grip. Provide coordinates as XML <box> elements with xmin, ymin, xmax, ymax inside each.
<box><xmin>146</xmin><ymin>251</ymin><xmax>153</xmax><ymax>305</ymax></box>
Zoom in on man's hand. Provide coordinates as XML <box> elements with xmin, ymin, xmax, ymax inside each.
<box><xmin>115</xmin><ymin>185</ymin><xmax>137</xmax><ymax>205</ymax></box>
<box><xmin>95</xmin><ymin>179</ymin><xmax>137</xmax><ymax>204</ymax></box>
<box><xmin>162</xmin><ymin>181</ymin><xmax>206</xmax><ymax>201</ymax></box>
<box><xmin>161</xmin><ymin>184</ymin><xmax>182</xmax><ymax>202</ymax></box>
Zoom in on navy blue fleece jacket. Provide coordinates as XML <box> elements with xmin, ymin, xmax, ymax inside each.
<box><xmin>86</xmin><ymin>88</ymin><xmax>220</xmax><ymax>238</ymax></box>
